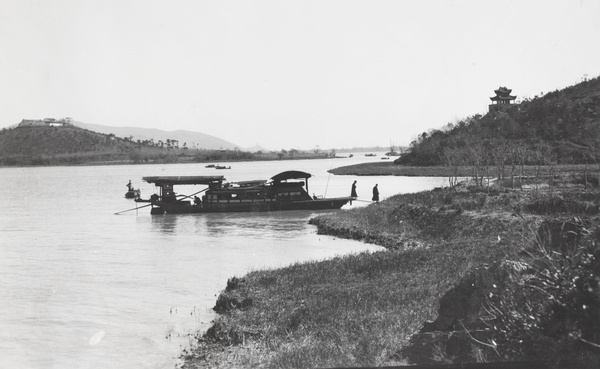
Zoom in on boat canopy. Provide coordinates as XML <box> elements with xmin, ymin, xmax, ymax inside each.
<box><xmin>142</xmin><ymin>175</ymin><xmax>225</xmax><ymax>185</ymax></box>
<box><xmin>232</xmin><ymin>180</ymin><xmax>267</xmax><ymax>187</ymax></box>
<box><xmin>271</xmin><ymin>171</ymin><xmax>312</xmax><ymax>182</ymax></box>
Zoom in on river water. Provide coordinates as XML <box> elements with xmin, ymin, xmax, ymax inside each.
<box><xmin>0</xmin><ymin>154</ymin><xmax>448</xmax><ymax>368</ymax></box>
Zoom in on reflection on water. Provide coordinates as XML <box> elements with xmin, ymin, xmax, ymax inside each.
<box><xmin>150</xmin><ymin>213</ymin><xmax>179</xmax><ymax>234</ymax></box>
<box><xmin>151</xmin><ymin>210</ymin><xmax>328</xmax><ymax>240</ymax></box>
<box><xmin>202</xmin><ymin>211</ymin><xmax>313</xmax><ymax>240</ymax></box>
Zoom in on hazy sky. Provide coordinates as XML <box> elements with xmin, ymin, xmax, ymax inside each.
<box><xmin>1</xmin><ymin>1</ymin><xmax>599</xmax><ymax>150</ymax></box>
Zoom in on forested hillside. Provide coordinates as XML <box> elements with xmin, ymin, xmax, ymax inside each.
<box><xmin>397</xmin><ymin>76</ymin><xmax>600</xmax><ymax>167</ymax></box>
<box><xmin>0</xmin><ymin>124</ymin><xmax>331</xmax><ymax>166</ymax></box>
<box><xmin>0</xmin><ymin>125</ymin><xmax>251</xmax><ymax>166</ymax></box>
<box><xmin>0</xmin><ymin>125</ymin><xmax>142</xmax><ymax>165</ymax></box>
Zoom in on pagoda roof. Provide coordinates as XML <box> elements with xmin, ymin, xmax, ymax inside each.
<box><xmin>490</xmin><ymin>95</ymin><xmax>516</xmax><ymax>101</ymax></box>
<box><xmin>494</xmin><ymin>86</ymin><xmax>513</xmax><ymax>95</ymax></box>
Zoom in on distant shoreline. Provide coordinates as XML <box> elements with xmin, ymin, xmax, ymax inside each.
<box><xmin>0</xmin><ymin>124</ymin><xmax>359</xmax><ymax>168</ymax></box>
<box><xmin>0</xmin><ymin>153</ymin><xmax>347</xmax><ymax>169</ymax></box>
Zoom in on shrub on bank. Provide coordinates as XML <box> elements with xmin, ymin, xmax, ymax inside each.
<box><xmin>484</xmin><ymin>219</ymin><xmax>600</xmax><ymax>364</ymax></box>
<box><xmin>523</xmin><ymin>192</ymin><xmax>600</xmax><ymax>215</ymax></box>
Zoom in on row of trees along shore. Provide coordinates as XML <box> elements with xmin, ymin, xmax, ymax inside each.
<box><xmin>396</xmin><ymin>75</ymin><xmax>600</xmax><ymax>189</ymax></box>
<box><xmin>0</xmin><ymin>124</ymin><xmax>337</xmax><ymax>166</ymax></box>
<box><xmin>437</xmin><ymin>139</ymin><xmax>599</xmax><ymax>190</ymax></box>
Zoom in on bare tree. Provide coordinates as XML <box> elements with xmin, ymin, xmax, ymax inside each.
<box><xmin>512</xmin><ymin>141</ymin><xmax>529</xmax><ymax>190</ymax></box>
<box><xmin>490</xmin><ymin>140</ymin><xmax>510</xmax><ymax>186</ymax></box>
<box><xmin>464</xmin><ymin>142</ymin><xmax>487</xmax><ymax>188</ymax></box>
<box><xmin>440</xmin><ymin>148</ymin><xmax>462</xmax><ymax>187</ymax></box>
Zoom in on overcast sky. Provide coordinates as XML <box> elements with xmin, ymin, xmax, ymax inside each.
<box><xmin>1</xmin><ymin>1</ymin><xmax>599</xmax><ymax>150</ymax></box>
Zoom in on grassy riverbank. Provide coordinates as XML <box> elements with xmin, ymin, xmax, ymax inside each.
<box><xmin>329</xmin><ymin>162</ymin><xmax>453</xmax><ymax>176</ymax></box>
<box><xmin>181</xmin><ymin>171</ymin><xmax>600</xmax><ymax>367</ymax></box>
<box><xmin>329</xmin><ymin>162</ymin><xmax>596</xmax><ymax>178</ymax></box>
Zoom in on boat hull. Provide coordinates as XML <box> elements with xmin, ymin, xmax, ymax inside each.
<box><xmin>146</xmin><ymin>197</ymin><xmax>351</xmax><ymax>214</ymax></box>
<box><xmin>125</xmin><ymin>190</ymin><xmax>140</xmax><ymax>199</ymax></box>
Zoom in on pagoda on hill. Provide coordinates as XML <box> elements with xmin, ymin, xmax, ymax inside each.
<box><xmin>489</xmin><ymin>86</ymin><xmax>517</xmax><ymax>112</ymax></box>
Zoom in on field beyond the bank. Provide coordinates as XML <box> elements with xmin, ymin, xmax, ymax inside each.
<box><xmin>329</xmin><ymin>162</ymin><xmax>596</xmax><ymax>178</ymax></box>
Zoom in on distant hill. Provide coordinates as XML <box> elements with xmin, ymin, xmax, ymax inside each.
<box><xmin>0</xmin><ymin>122</ymin><xmax>258</xmax><ymax>166</ymax></box>
<box><xmin>244</xmin><ymin>145</ymin><xmax>270</xmax><ymax>153</ymax></box>
<box><xmin>0</xmin><ymin>124</ymin><xmax>145</xmax><ymax>165</ymax></box>
<box><xmin>72</xmin><ymin>121</ymin><xmax>241</xmax><ymax>151</ymax></box>
<box><xmin>0</xmin><ymin>123</ymin><xmax>327</xmax><ymax>166</ymax></box>
<box><xmin>397</xmin><ymin>76</ymin><xmax>600</xmax><ymax>166</ymax></box>
<box><xmin>334</xmin><ymin>146</ymin><xmax>408</xmax><ymax>154</ymax></box>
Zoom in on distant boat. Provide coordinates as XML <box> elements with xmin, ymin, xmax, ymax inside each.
<box><xmin>125</xmin><ymin>180</ymin><xmax>141</xmax><ymax>199</ymax></box>
<box><xmin>215</xmin><ymin>165</ymin><xmax>231</xmax><ymax>170</ymax></box>
<box><xmin>365</xmin><ymin>153</ymin><xmax>377</xmax><ymax>157</ymax></box>
<box><xmin>205</xmin><ymin>164</ymin><xmax>215</xmax><ymax>168</ymax></box>
<box><xmin>349</xmin><ymin>154</ymin><xmax>354</xmax><ymax>158</ymax></box>
<box><xmin>381</xmin><ymin>157</ymin><xmax>389</xmax><ymax>160</ymax></box>
<box><xmin>386</xmin><ymin>142</ymin><xmax>402</xmax><ymax>156</ymax></box>
<box><xmin>135</xmin><ymin>170</ymin><xmax>351</xmax><ymax>214</ymax></box>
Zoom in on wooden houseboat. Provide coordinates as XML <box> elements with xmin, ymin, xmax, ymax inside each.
<box><xmin>135</xmin><ymin>170</ymin><xmax>351</xmax><ymax>214</ymax></box>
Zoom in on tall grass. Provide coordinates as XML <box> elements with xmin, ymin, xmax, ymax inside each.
<box><xmin>482</xmin><ymin>219</ymin><xmax>600</xmax><ymax>364</ymax></box>
<box><xmin>192</xmin><ymin>242</ymin><xmax>498</xmax><ymax>368</ymax></box>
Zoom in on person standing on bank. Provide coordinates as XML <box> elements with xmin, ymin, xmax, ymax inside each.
<box><xmin>349</xmin><ymin>180</ymin><xmax>358</xmax><ymax>205</ymax></box>
<box><xmin>372</xmin><ymin>184</ymin><xmax>379</xmax><ymax>202</ymax></box>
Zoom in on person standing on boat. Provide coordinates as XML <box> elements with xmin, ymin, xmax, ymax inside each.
<box><xmin>372</xmin><ymin>184</ymin><xmax>379</xmax><ymax>203</ymax></box>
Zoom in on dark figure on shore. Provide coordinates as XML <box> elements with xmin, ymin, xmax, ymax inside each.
<box><xmin>372</xmin><ymin>184</ymin><xmax>379</xmax><ymax>202</ymax></box>
<box><xmin>350</xmin><ymin>180</ymin><xmax>358</xmax><ymax>205</ymax></box>
<box><xmin>194</xmin><ymin>196</ymin><xmax>202</xmax><ymax>206</ymax></box>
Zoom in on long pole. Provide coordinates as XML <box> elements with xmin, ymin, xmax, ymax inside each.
<box><xmin>324</xmin><ymin>157</ymin><xmax>332</xmax><ymax>198</ymax></box>
<box><xmin>115</xmin><ymin>203</ymin><xmax>152</xmax><ymax>215</ymax></box>
<box><xmin>175</xmin><ymin>188</ymin><xmax>208</xmax><ymax>200</ymax></box>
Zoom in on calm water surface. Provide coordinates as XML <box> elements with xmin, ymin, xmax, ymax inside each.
<box><xmin>0</xmin><ymin>155</ymin><xmax>448</xmax><ymax>368</ymax></box>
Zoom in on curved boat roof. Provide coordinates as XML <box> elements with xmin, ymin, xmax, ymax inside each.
<box><xmin>142</xmin><ymin>175</ymin><xmax>224</xmax><ymax>185</ymax></box>
<box><xmin>271</xmin><ymin>171</ymin><xmax>312</xmax><ymax>182</ymax></box>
